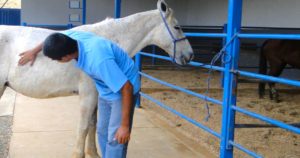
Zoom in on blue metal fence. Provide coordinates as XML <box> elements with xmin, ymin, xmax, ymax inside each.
<box><xmin>23</xmin><ymin>0</ymin><xmax>300</xmax><ymax>157</ymax></box>
<box><xmin>132</xmin><ymin>0</ymin><xmax>300</xmax><ymax>158</ymax></box>
<box><xmin>0</xmin><ymin>8</ymin><xmax>20</xmax><ymax>25</ymax></box>
<box><xmin>22</xmin><ymin>23</ymin><xmax>74</xmax><ymax>30</ymax></box>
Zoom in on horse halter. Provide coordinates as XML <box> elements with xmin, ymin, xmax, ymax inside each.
<box><xmin>159</xmin><ymin>10</ymin><xmax>187</xmax><ymax>63</ymax></box>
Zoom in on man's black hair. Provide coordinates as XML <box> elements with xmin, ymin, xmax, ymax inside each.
<box><xmin>43</xmin><ymin>33</ymin><xmax>78</xmax><ymax>60</ymax></box>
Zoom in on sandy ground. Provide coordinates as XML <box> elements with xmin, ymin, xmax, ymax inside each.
<box><xmin>141</xmin><ymin>69</ymin><xmax>300</xmax><ymax>158</ymax></box>
<box><xmin>1</xmin><ymin>0</ymin><xmax>21</xmax><ymax>8</ymax></box>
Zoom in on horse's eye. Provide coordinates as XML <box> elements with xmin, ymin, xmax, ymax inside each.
<box><xmin>174</xmin><ymin>25</ymin><xmax>181</xmax><ymax>30</ymax></box>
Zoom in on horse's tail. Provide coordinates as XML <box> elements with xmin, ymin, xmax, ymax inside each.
<box><xmin>258</xmin><ymin>40</ymin><xmax>269</xmax><ymax>98</ymax></box>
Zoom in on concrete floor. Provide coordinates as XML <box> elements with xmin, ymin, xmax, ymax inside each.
<box><xmin>0</xmin><ymin>88</ymin><xmax>213</xmax><ymax>158</ymax></box>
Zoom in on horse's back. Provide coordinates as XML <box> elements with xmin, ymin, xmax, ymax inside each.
<box><xmin>0</xmin><ymin>25</ymin><xmax>83</xmax><ymax>98</ymax></box>
<box><xmin>263</xmin><ymin>39</ymin><xmax>300</xmax><ymax>67</ymax></box>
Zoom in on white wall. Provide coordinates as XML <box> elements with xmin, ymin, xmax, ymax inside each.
<box><xmin>242</xmin><ymin>0</ymin><xmax>300</xmax><ymax>27</ymax></box>
<box><xmin>182</xmin><ymin>0</ymin><xmax>300</xmax><ymax>28</ymax></box>
<box><xmin>21</xmin><ymin>0</ymin><xmax>300</xmax><ymax>27</ymax></box>
<box><xmin>21</xmin><ymin>0</ymin><xmax>83</xmax><ymax>25</ymax></box>
<box><xmin>81</xmin><ymin>0</ymin><xmax>187</xmax><ymax>24</ymax></box>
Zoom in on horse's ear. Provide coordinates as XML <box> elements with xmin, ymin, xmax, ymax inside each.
<box><xmin>157</xmin><ymin>0</ymin><xmax>170</xmax><ymax>17</ymax></box>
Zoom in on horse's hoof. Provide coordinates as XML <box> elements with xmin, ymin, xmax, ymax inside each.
<box><xmin>86</xmin><ymin>154</ymin><xmax>101</xmax><ymax>158</ymax></box>
<box><xmin>259</xmin><ymin>95</ymin><xmax>264</xmax><ymax>99</ymax></box>
<box><xmin>72</xmin><ymin>152</ymin><xmax>84</xmax><ymax>158</ymax></box>
<box><xmin>264</xmin><ymin>104</ymin><xmax>274</xmax><ymax>111</ymax></box>
<box><xmin>85</xmin><ymin>151</ymin><xmax>101</xmax><ymax>158</ymax></box>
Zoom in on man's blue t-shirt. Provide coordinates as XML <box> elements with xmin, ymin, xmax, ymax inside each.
<box><xmin>63</xmin><ymin>30</ymin><xmax>140</xmax><ymax>100</ymax></box>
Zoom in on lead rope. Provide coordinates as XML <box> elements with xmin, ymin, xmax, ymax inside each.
<box><xmin>204</xmin><ymin>32</ymin><xmax>239</xmax><ymax>121</ymax></box>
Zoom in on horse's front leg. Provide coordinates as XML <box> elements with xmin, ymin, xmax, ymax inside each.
<box><xmin>268</xmin><ymin>83</ymin><xmax>280</xmax><ymax>103</ymax></box>
<box><xmin>72</xmin><ymin>77</ymin><xmax>100</xmax><ymax>158</ymax></box>
<box><xmin>72</xmin><ymin>94</ymin><xmax>97</xmax><ymax>158</ymax></box>
<box><xmin>268</xmin><ymin>61</ymin><xmax>286</xmax><ymax>103</ymax></box>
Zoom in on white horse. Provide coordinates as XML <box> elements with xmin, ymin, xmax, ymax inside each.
<box><xmin>0</xmin><ymin>0</ymin><xmax>193</xmax><ymax>158</ymax></box>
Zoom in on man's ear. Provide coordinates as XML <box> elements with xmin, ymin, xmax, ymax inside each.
<box><xmin>71</xmin><ymin>52</ymin><xmax>78</xmax><ymax>59</ymax></box>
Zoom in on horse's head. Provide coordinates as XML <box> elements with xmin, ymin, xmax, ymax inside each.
<box><xmin>153</xmin><ymin>0</ymin><xmax>194</xmax><ymax>65</ymax></box>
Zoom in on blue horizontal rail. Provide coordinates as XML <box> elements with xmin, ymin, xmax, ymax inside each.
<box><xmin>140</xmin><ymin>51</ymin><xmax>300</xmax><ymax>87</ymax></box>
<box><xmin>229</xmin><ymin>141</ymin><xmax>262</xmax><ymax>158</ymax></box>
<box><xmin>189</xmin><ymin>61</ymin><xmax>225</xmax><ymax>72</ymax></box>
<box><xmin>231</xmin><ymin>106</ymin><xmax>300</xmax><ymax>134</ymax></box>
<box><xmin>185</xmin><ymin>32</ymin><xmax>227</xmax><ymax>38</ymax></box>
<box><xmin>22</xmin><ymin>23</ymin><xmax>74</xmax><ymax>29</ymax></box>
<box><xmin>238</xmin><ymin>33</ymin><xmax>300</xmax><ymax>40</ymax></box>
<box><xmin>138</xmin><ymin>52</ymin><xmax>225</xmax><ymax>72</ymax></box>
<box><xmin>139</xmin><ymin>52</ymin><xmax>172</xmax><ymax>62</ymax></box>
<box><xmin>235</xmin><ymin>70</ymin><xmax>300</xmax><ymax>87</ymax></box>
<box><xmin>140</xmin><ymin>72</ymin><xmax>222</xmax><ymax>106</ymax></box>
<box><xmin>140</xmin><ymin>92</ymin><xmax>221</xmax><ymax>138</ymax></box>
<box><xmin>184</xmin><ymin>32</ymin><xmax>300</xmax><ymax>40</ymax></box>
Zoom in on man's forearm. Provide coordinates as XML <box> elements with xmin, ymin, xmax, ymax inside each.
<box><xmin>121</xmin><ymin>81</ymin><xmax>134</xmax><ymax>127</ymax></box>
<box><xmin>32</xmin><ymin>43</ymin><xmax>43</xmax><ymax>55</ymax></box>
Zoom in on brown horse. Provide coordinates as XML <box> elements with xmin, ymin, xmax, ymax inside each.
<box><xmin>258</xmin><ymin>39</ymin><xmax>300</xmax><ymax>102</ymax></box>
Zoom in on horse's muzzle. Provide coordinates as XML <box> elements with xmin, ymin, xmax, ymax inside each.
<box><xmin>182</xmin><ymin>52</ymin><xmax>194</xmax><ymax>64</ymax></box>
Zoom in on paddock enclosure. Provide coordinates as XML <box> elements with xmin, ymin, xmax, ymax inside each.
<box><xmin>134</xmin><ymin>0</ymin><xmax>300</xmax><ymax>158</ymax></box>
<box><xmin>3</xmin><ymin>0</ymin><xmax>300</xmax><ymax>158</ymax></box>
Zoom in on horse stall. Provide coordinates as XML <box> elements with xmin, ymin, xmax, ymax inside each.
<box><xmin>135</xmin><ymin>0</ymin><xmax>300</xmax><ymax>158</ymax></box>
<box><xmin>3</xmin><ymin>0</ymin><xmax>299</xmax><ymax>158</ymax></box>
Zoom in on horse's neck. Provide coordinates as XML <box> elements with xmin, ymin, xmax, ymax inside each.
<box><xmin>77</xmin><ymin>10</ymin><xmax>160</xmax><ymax>57</ymax></box>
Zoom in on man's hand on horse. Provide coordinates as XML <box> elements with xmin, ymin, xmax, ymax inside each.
<box><xmin>18</xmin><ymin>43</ymin><xmax>43</xmax><ymax>66</ymax></box>
<box><xmin>115</xmin><ymin>125</ymin><xmax>131</xmax><ymax>144</ymax></box>
<box><xmin>18</xmin><ymin>50</ymin><xmax>38</xmax><ymax>66</ymax></box>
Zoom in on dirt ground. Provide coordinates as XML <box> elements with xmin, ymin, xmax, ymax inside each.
<box><xmin>141</xmin><ymin>68</ymin><xmax>300</xmax><ymax>158</ymax></box>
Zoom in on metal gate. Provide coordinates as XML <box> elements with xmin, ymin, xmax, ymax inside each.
<box><xmin>0</xmin><ymin>8</ymin><xmax>20</xmax><ymax>25</ymax></box>
<box><xmin>131</xmin><ymin>0</ymin><xmax>300</xmax><ymax>157</ymax></box>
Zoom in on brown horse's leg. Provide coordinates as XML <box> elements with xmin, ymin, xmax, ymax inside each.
<box><xmin>268</xmin><ymin>62</ymin><xmax>286</xmax><ymax>102</ymax></box>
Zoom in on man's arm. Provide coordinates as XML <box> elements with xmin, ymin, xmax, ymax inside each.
<box><xmin>18</xmin><ymin>42</ymin><xmax>43</xmax><ymax>66</ymax></box>
<box><xmin>115</xmin><ymin>81</ymin><xmax>134</xmax><ymax>144</ymax></box>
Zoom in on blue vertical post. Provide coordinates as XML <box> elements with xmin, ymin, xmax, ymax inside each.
<box><xmin>115</xmin><ymin>0</ymin><xmax>121</xmax><ymax>18</ymax></box>
<box><xmin>67</xmin><ymin>23</ymin><xmax>73</xmax><ymax>29</ymax></box>
<box><xmin>82</xmin><ymin>0</ymin><xmax>86</xmax><ymax>24</ymax></box>
<box><xmin>220</xmin><ymin>0</ymin><xmax>242</xmax><ymax>158</ymax></box>
<box><xmin>135</xmin><ymin>53</ymin><xmax>142</xmax><ymax>108</ymax></box>
<box><xmin>151</xmin><ymin>45</ymin><xmax>156</xmax><ymax>65</ymax></box>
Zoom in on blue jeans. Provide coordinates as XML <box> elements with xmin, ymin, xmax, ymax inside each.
<box><xmin>97</xmin><ymin>95</ymin><xmax>136</xmax><ymax>158</ymax></box>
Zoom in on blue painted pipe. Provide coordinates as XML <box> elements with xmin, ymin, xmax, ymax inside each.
<box><xmin>139</xmin><ymin>72</ymin><xmax>223</xmax><ymax>106</ymax></box>
<box><xmin>82</xmin><ymin>0</ymin><xmax>86</xmax><ymax>24</ymax></box>
<box><xmin>185</xmin><ymin>32</ymin><xmax>226</xmax><ymax>38</ymax></box>
<box><xmin>232</xmin><ymin>106</ymin><xmax>300</xmax><ymax>134</ymax></box>
<box><xmin>140</xmin><ymin>51</ymin><xmax>300</xmax><ymax>88</ymax></box>
<box><xmin>185</xmin><ymin>33</ymin><xmax>300</xmax><ymax>40</ymax></box>
<box><xmin>238</xmin><ymin>33</ymin><xmax>300</xmax><ymax>40</ymax></box>
<box><xmin>236</xmin><ymin>70</ymin><xmax>300</xmax><ymax>87</ymax></box>
<box><xmin>151</xmin><ymin>45</ymin><xmax>156</xmax><ymax>65</ymax></box>
<box><xmin>140</xmin><ymin>92</ymin><xmax>221</xmax><ymax>138</ymax></box>
<box><xmin>220</xmin><ymin>0</ymin><xmax>243</xmax><ymax>157</ymax></box>
<box><xmin>21</xmin><ymin>23</ymin><xmax>72</xmax><ymax>29</ymax></box>
<box><xmin>135</xmin><ymin>53</ymin><xmax>142</xmax><ymax>108</ymax></box>
<box><xmin>138</xmin><ymin>52</ymin><xmax>225</xmax><ymax>72</ymax></box>
<box><xmin>229</xmin><ymin>141</ymin><xmax>262</xmax><ymax>158</ymax></box>
<box><xmin>115</xmin><ymin>0</ymin><xmax>121</xmax><ymax>18</ymax></box>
